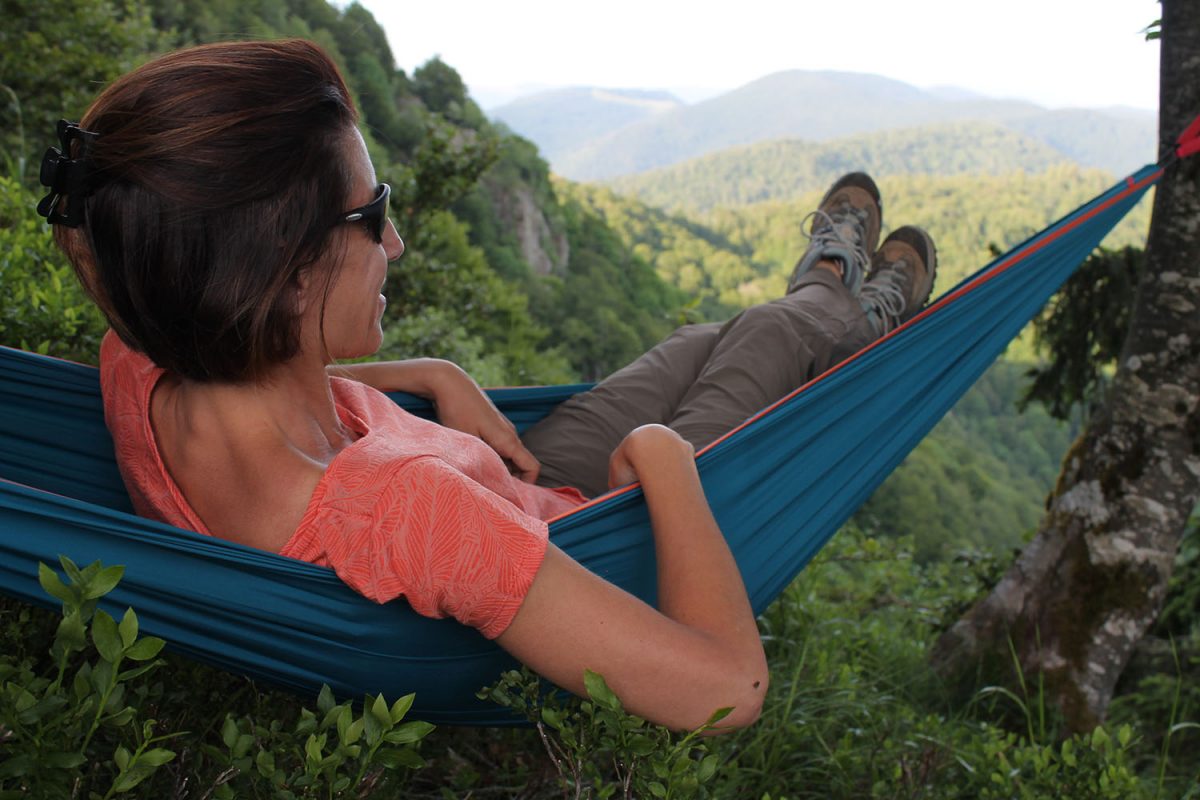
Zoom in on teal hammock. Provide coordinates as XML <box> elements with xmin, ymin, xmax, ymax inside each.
<box><xmin>0</xmin><ymin>163</ymin><xmax>1165</xmax><ymax>725</ymax></box>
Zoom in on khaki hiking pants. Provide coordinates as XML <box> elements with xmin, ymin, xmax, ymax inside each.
<box><xmin>521</xmin><ymin>269</ymin><xmax>877</xmax><ymax>498</ymax></box>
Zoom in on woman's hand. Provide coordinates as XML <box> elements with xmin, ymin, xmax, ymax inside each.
<box><xmin>329</xmin><ymin>359</ymin><xmax>540</xmax><ymax>482</ymax></box>
<box><xmin>607</xmin><ymin>424</ymin><xmax>694</xmax><ymax>489</ymax></box>
<box><xmin>428</xmin><ymin>363</ymin><xmax>541</xmax><ymax>483</ymax></box>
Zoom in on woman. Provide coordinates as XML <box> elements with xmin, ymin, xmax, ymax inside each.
<box><xmin>38</xmin><ymin>39</ymin><xmax>934</xmax><ymax>730</ymax></box>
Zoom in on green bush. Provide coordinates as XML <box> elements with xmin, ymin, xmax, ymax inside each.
<box><xmin>0</xmin><ymin>556</ymin><xmax>173</xmax><ymax>798</ymax></box>
<box><xmin>0</xmin><ymin>175</ymin><xmax>106</xmax><ymax>362</ymax></box>
<box><xmin>480</xmin><ymin>667</ymin><xmax>727</xmax><ymax>799</ymax></box>
<box><xmin>0</xmin><ymin>558</ymin><xmax>433</xmax><ymax>799</ymax></box>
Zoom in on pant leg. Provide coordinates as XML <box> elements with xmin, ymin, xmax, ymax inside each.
<box><xmin>668</xmin><ymin>269</ymin><xmax>876</xmax><ymax>448</ymax></box>
<box><xmin>523</xmin><ymin>322</ymin><xmax>723</xmax><ymax>497</ymax></box>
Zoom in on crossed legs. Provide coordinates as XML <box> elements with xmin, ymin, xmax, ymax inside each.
<box><xmin>523</xmin><ymin>172</ymin><xmax>937</xmax><ymax>499</ymax></box>
<box><xmin>522</xmin><ymin>268</ymin><xmax>876</xmax><ymax>498</ymax></box>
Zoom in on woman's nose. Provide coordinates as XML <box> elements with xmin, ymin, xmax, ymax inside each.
<box><xmin>384</xmin><ymin>218</ymin><xmax>405</xmax><ymax>262</ymax></box>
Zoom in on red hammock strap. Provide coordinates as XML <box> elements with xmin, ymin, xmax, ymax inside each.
<box><xmin>1176</xmin><ymin>111</ymin><xmax>1200</xmax><ymax>160</ymax></box>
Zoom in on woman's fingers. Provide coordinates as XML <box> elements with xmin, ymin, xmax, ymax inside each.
<box><xmin>473</xmin><ymin>412</ymin><xmax>541</xmax><ymax>483</ymax></box>
<box><xmin>509</xmin><ymin>446</ymin><xmax>541</xmax><ymax>483</ymax></box>
<box><xmin>494</xmin><ymin>431</ymin><xmax>541</xmax><ymax>483</ymax></box>
<box><xmin>607</xmin><ymin>446</ymin><xmax>637</xmax><ymax>489</ymax></box>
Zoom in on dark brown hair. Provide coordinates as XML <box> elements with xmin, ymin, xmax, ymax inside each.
<box><xmin>55</xmin><ymin>39</ymin><xmax>359</xmax><ymax>381</ymax></box>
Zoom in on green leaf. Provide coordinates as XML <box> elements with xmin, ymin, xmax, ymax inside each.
<box><xmin>0</xmin><ymin>754</ymin><xmax>33</xmax><ymax>779</ymax></box>
<box><xmin>583</xmin><ymin>669</ymin><xmax>622</xmax><ymax>712</ymax></box>
<box><xmin>139</xmin><ymin>748</ymin><xmax>175</xmax><ymax>768</ymax></box>
<box><xmin>118</xmin><ymin>660</ymin><xmax>164</xmax><ymax>682</ymax></box>
<box><xmin>335</xmin><ymin>706</ymin><xmax>352</xmax><ymax>742</ymax></box>
<box><xmin>52</xmin><ymin>611</ymin><xmax>88</xmax><ymax>660</ymax></box>
<box><xmin>112</xmin><ymin>764</ymin><xmax>156</xmax><ymax>793</ymax></box>
<box><xmin>648</xmin><ymin>780</ymin><xmax>667</xmax><ymax>798</ymax></box>
<box><xmin>376</xmin><ymin>748</ymin><xmax>426</xmax><ymax>770</ymax></box>
<box><xmin>118</xmin><ymin>608</ymin><xmax>138</xmax><ymax>648</ymax></box>
<box><xmin>38</xmin><ymin>562</ymin><xmax>75</xmax><ymax>605</ymax></box>
<box><xmin>320</xmin><ymin>704</ymin><xmax>344</xmax><ymax>732</ymax></box>
<box><xmin>221</xmin><ymin>716</ymin><xmax>239</xmax><ymax>748</ymax></box>
<box><xmin>371</xmin><ymin>694</ymin><xmax>392</xmax><ymax>728</ymax></box>
<box><xmin>296</xmin><ymin>709</ymin><xmax>317</xmax><ymax>736</ymax></box>
<box><xmin>92</xmin><ymin>610</ymin><xmax>124</xmax><ymax>663</ymax></box>
<box><xmin>316</xmin><ymin>684</ymin><xmax>335</xmax><ymax>715</ymax></box>
<box><xmin>697</xmin><ymin>754</ymin><xmax>719</xmax><ymax>783</ymax></box>
<box><xmin>363</xmin><ymin>699</ymin><xmax>383</xmax><ymax>745</ymax></box>
<box><xmin>541</xmin><ymin>706</ymin><xmax>563</xmax><ymax>731</ymax></box>
<box><xmin>255</xmin><ymin>749</ymin><xmax>276</xmax><ymax>778</ymax></box>
<box><xmin>390</xmin><ymin>693</ymin><xmax>416</xmax><ymax>723</ymax></box>
<box><xmin>383</xmin><ymin>720</ymin><xmax>434</xmax><ymax>745</ymax></box>
<box><xmin>343</xmin><ymin>718</ymin><xmax>364</xmax><ymax>746</ymax></box>
<box><xmin>13</xmin><ymin>685</ymin><xmax>36</xmax><ymax>712</ymax></box>
<box><xmin>60</xmin><ymin>555</ymin><xmax>85</xmax><ymax>586</ymax></box>
<box><xmin>123</xmin><ymin>634</ymin><xmax>163</xmax><ymax>661</ymax></box>
<box><xmin>704</xmin><ymin>706</ymin><xmax>734</xmax><ymax>727</ymax></box>
<box><xmin>304</xmin><ymin>733</ymin><xmax>325</xmax><ymax>765</ymax></box>
<box><xmin>232</xmin><ymin>733</ymin><xmax>254</xmax><ymax>759</ymax></box>
<box><xmin>106</xmin><ymin>707</ymin><xmax>136</xmax><ymax>727</ymax></box>
<box><xmin>114</xmin><ymin>745</ymin><xmax>131</xmax><ymax>771</ymax></box>
<box><xmin>104</xmin><ymin>683</ymin><xmax>126</xmax><ymax>712</ymax></box>
<box><xmin>83</xmin><ymin>565</ymin><xmax>125</xmax><ymax>600</ymax></box>
<box><xmin>73</xmin><ymin>667</ymin><xmax>91</xmax><ymax>700</ymax></box>
<box><xmin>41</xmin><ymin>751</ymin><xmax>88</xmax><ymax>769</ymax></box>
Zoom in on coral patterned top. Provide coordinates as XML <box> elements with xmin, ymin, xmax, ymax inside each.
<box><xmin>99</xmin><ymin>332</ymin><xmax>587</xmax><ymax>638</ymax></box>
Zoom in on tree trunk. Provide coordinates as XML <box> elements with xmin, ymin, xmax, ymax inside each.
<box><xmin>932</xmin><ymin>0</ymin><xmax>1200</xmax><ymax>732</ymax></box>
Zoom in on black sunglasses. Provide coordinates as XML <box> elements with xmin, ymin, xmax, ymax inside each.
<box><xmin>339</xmin><ymin>183</ymin><xmax>390</xmax><ymax>243</ymax></box>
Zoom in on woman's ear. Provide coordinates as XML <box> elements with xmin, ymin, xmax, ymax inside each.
<box><xmin>290</xmin><ymin>266</ymin><xmax>314</xmax><ymax>315</ymax></box>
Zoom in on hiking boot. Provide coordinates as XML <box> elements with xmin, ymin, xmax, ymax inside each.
<box><xmin>787</xmin><ymin>172</ymin><xmax>882</xmax><ymax>296</ymax></box>
<box><xmin>860</xmin><ymin>225</ymin><xmax>937</xmax><ymax>336</ymax></box>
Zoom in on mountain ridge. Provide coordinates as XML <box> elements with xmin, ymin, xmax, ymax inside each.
<box><xmin>490</xmin><ymin>70</ymin><xmax>1156</xmax><ymax>181</ymax></box>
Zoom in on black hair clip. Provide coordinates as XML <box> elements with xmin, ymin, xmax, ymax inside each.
<box><xmin>37</xmin><ymin>119</ymin><xmax>102</xmax><ymax>228</ymax></box>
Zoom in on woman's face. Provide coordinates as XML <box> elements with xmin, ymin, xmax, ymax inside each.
<box><xmin>307</xmin><ymin>129</ymin><xmax>404</xmax><ymax>362</ymax></box>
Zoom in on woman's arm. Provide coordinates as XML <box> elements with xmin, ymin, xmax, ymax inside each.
<box><xmin>326</xmin><ymin>358</ymin><xmax>457</xmax><ymax>397</ymax></box>
<box><xmin>496</xmin><ymin>424</ymin><xmax>768</xmax><ymax>731</ymax></box>
<box><xmin>329</xmin><ymin>360</ymin><xmax>540</xmax><ymax>482</ymax></box>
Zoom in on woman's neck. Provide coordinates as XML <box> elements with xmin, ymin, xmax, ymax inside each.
<box><xmin>160</xmin><ymin>354</ymin><xmax>357</xmax><ymax>466</ymax></box>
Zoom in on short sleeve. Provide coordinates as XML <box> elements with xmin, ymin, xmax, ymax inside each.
<box><xmin>295</xmin><ymin>455</ymin><xmax>550</xmax><ymax>639</ymax></box>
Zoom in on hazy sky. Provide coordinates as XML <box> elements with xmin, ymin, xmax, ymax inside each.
<box><xmin>354</xmin><ymin>0</ymin><xmax>1161</xmax><ymax>111</ymax></box>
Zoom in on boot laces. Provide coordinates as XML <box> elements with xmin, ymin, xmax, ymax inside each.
<box><xmin>800</xmin><ymin>206</ymin><xmax>872</xmax><ymax>288</ymax></box>
<box><xmin>860</xmin><ymin>261</ymin><xmax>911</xmax><ymax>331</ymax></box>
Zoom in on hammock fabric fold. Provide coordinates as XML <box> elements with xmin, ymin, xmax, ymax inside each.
<box><xmin>0</xmin><ymin>164</ymin><xmax>1161</xmax><ymax>725</ymax></box>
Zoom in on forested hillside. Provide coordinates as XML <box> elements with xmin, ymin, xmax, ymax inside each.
<box><xmin>569</xmin><ymin>167</ymin><xmax>1152</xmax><ymax>337</ymax></box>
<box><xmin>607</xmin><ymin>122</ymin><xmax>1079</xmax><ymax>213</ymax></box>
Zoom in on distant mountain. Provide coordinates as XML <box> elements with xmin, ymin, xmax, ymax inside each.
<box><xmin>490</xmin><ymin>87</ymin><xmax>683</xmax><ymax>165</ymax></box>
<box><xmin>494</xmin><ymin>70</ymin><xmax>1156</xmax><ymax>181</ymax></box>
<box><xmin>607</xmin><ymin>122</ymin><xmax>1074</xmax><ymax>213</ymax></box>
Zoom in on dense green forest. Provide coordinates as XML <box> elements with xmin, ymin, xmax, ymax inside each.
<box><xmin>607</xmin><ymin>122</ymin><xmax>1072</xmax><ymax>213</ymax></box>
<box><xmin>566</xmin><ymin>167</ymin><xmax>1152</xmax><ymax>319</ymax></box>
<box><xmin>1</xmin><ymin>0</ymin><xmax>1196</xmax><ymax>797</ymax></box>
